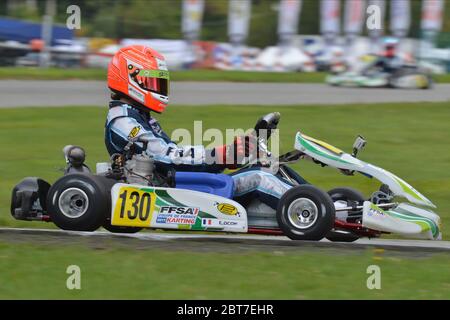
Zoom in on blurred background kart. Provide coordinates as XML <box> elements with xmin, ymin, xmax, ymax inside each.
<box><xmin>326</xmin><ymin>54</ymin><xmax>434</xmax><ymax>89</ymax></box>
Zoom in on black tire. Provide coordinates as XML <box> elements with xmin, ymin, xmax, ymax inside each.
<box><xmin>328</xmin><ymin>187</ymin><xmax>365</xmax><ymax>203</ymax></box>
<box><xmin>326</xmin><ymin>187</ymin><xmax>365</xmax><ymax>242</ymax></box>
<box><xmin>102</xmin><ymin>223</ymin><xmax>142</xmax><ymax>234</ymax></box>
<box><xmin>277</xmin><ymin>185</ymin><xmax>335</xmax><ymax>241</ymax></box>
<box><xmin>46</xmin><ymin>173</ymin><xmax>113</xmax><ymax>231</ymax></box>
<box><xmin>387</xmin><ymin>75</ymin><xmax>396</xmax><ymax>88</ymax></box>
<box><xmin>422</xmin><ymin>76</ymin><xmax>433</xmax><ymax>90</ymax></box>
<box><xmin>326</xmin><ymin>229</ymin><xmax>361</xmax><ymax>242</ymax></box>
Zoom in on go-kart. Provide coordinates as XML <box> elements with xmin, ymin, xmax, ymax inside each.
<box><xmin>10</xmin><ymin>113</ymin><xmax>441</xmax><ymax>242</ymax></box>
<box><xmin>326</xmin><ymin>60</ymin><xmax>433</xmax><ymax>89</ymax></box>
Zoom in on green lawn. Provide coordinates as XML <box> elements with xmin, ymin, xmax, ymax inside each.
<box><xmin>0</xmin><ymin>103</ymin><xmax>449</xmax><ymax>239</ymax></box>
<box><xmin>0</xmin><ymin>241</ymin><xmax>449</xmax><ymax>299</ymax></box>
<box><xmin>0</xmin><ymin>67</ymin><xmax>325</xmax><ymax>82</ymax></box>
<box><xmin>0</xmin><ymin>67</ymin><xmax>449</xmax><ymax>83</ymax></box>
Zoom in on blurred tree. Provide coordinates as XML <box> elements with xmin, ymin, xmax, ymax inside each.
<box><xmin>120</xmin><ymin>0</ymin><xmax>182</xmax><ymax>39</ymax></box>
<box><xmin>299</xmin><ymin>0</ymin><xmax>319</xmax><ymax>35</ymax></box>
<box><xmin>202</xmin><ymin>0</ymin><xmax>228</xmax><ymax>42</ymax></box>
<box><xmin>4</xmin><ymin>0</ymin><xmax>40</xmax><ymax>21</ymax></box>
<box><xmin>247</xmin><ymin>0</ymin><xmax>278</xmax><ymax>47</ymax></box>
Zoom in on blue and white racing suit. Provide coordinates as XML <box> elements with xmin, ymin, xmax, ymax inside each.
<box><xmin>105</xmin><ymin>101</ymin><xmax>305</xmax><ymax>209</ymax></box>
<box><xmin>373</xmin><ymin>55</ymin><xmax>403</xmax><ymax>74</ymax></box>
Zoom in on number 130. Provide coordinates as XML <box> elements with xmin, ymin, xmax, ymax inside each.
<box><xmin>118</xmin><ymin>190</ymin><xmax>152</xmax><ymax>221</ymax></box>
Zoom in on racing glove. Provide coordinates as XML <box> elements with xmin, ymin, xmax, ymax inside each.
<box><xmin>214</xmin><ymin>135</ymin><xmax>257</xmax><ymax>169</ymax></box>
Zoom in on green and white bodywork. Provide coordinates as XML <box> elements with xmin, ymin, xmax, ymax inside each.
<box><xmin>326</xmin><ymin>71</ymin><xmax>431</xmax><ymax>89</ymax></box>
<box><xmin>110</xmin><ymin>183</ymin><xmax>248</xmax><ymax>233</ymax></box>
<box><xmin>295</xmin><ymin>132</ymin><xmax>441</xmax><ymax>240</ymax></box>
<box><xmin>326</xmin><ymin>72</ymin><xmax>389</xmax><ymax>88</ymax></box>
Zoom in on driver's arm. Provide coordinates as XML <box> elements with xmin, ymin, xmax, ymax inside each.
<box><xmin>110</xmin><ymin>116</ymin><xmax>232</xmax><ymax>172</ymax></box>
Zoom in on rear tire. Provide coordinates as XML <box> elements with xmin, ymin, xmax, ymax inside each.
<box><xmin>277</xmin><ymin>185</ymin><xmax>335</xmax><ymax>241</ymax></box>
<box><xmin>326</xmin><ymin>187</ymin><xmax>365</xmax><ymax>242</ymax></box>
<box><xmin>47</xmin><ymin>174</ymin><xmax>112</xmax><ymax>231</ymax></box>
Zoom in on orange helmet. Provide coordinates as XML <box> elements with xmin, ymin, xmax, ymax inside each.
<box><xmin>108</xmin><ymin>45</ymin><xmax>170</xmax><ymax>113</ymax></box>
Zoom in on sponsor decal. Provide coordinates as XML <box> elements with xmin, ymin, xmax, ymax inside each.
<box><xmin>128</xmin><ymin>85</ymin><xmax>145</xmax><ymax>103</ymax></box>
<box><xmin>155</xmin><ymin>58</ymin><xmax>168</xmax><ymax>71</ymax></box>
<box><xmin>368</xmin><ymin>207</ymin><xmax>384</xmax><ymax>217</ymax></box>
<box><xmin>138</xmin><ymin>69</ymin><xmax>169</xmax><ymax>79</ymax></box>
<box><xmin>156</xmin><ymin>206</ymin><xmax>199</xmax><ymax>225</ymax></box>
<box><xmin>128</xmin><ymin>126</ymin><xmax>141</xmax><ymax>139</ymax></box>
<box><xmin>219</xmin><ymin>220</ymin><xmax>238</xmax><ymax>226</ymax></box>
<box><xmin>202</xmin><ymin>219</ymin><xmax>239</xmax><ymax>227</ymax></box>
<box><xmin>215</xmin><ymin>202</ymin><xmax>239</xmax><ymax>216</ymax></box>
<box><xmin>202</xmin><ymin>218</ymin><xmax>213</xmax><ymax>226</ymax></box>
<box><xmin>159</xmin><ymin>206</ymin><xmax>199</xmax><ymax>215</ymax></box>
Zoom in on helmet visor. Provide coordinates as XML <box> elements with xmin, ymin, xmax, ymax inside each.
<box><xmin>128</xmin><ymin>67</ymin><xmax>170</xmax><ymax>96</ymax></box>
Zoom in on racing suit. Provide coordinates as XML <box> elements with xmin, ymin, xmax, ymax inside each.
<box><xmin>105</xmin><ymin>101</ymin><xmax>301</xmax><ymax>209</ymax></box>
<box><xmin>373</xmin><ymin>55</ymin><xmax>403</xmax><ymax>74</ymax></box>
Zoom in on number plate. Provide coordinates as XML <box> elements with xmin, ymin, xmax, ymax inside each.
<box><xmin>112</xmin><ymin>186</ymin><xmax>156</xmax><ymax>227</ymax></box>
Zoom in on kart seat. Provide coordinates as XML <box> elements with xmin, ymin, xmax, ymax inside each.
<box><xmin>175</xmin><ymin>172</ymin><xmax>234</xmax><ymax>199</ymax></box>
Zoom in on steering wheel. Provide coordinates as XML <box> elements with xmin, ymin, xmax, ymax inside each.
<box><xmin>244</xmin><ymin>112</ymin><xmax>281</xmax><ymax>167</ymax></box>
<box><xmin>254</xmin><ymin>112</ymin><xmax>280</xmax><ymax>139</ymax></box>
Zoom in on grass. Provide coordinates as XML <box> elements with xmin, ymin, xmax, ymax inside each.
<box><xmin>0</xmin><ymin>241</ymin><xmax>449</xmax><ymax>299</ymax></box>
<box><xmin>0</xmin><ymin>103</ymin><xmax>449</xmax><ymax>239</ymax></box>
<box><xmin>0</xmin><ymin>67</ymin><xmax>449</xmax><ymax>83</ymax></box>
<box><xmin>436</xmin><ymin>73</ymin><xmax>450</xmax><ymax>83</ymax></box>
<box><xmin>0</xmin><ymin>67</ymin><xmax>325</xmax><ymax>82</ymax></box>
<box><xmin>0</xmin><ymin>67</ymin><xmax>108</xmax><ymax>81</ymax></box>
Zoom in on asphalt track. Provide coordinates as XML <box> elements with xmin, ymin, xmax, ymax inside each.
<box><xmin>1</xmin><ymin>80</ymin><xmax>450</xmax><ymax>107</ymax></box>
<box><xmin>0</xmin><ymin>227</ymin><xmax>449</xmax><ymax>253</ymax></box>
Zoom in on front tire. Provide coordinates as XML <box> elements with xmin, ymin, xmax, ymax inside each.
<box><xmin>422</xmin><ymin>76</ymin><xmax>433</xmax><ymax>90</ymax></box>
<box><xmin>47</xmin><ymin>174</ymin><xmax>112</xmax><ymax>231</ymax></box>
<box><xmin>277</xmin><ymin>185</ymin><xmax>335</xmax><ymax>240</ymax></box>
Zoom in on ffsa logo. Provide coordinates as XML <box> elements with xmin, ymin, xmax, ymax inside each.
<box><xmin>159</xmin><ymin>206</ymin><xmax>199</xmax><ymax>215</ymax></box>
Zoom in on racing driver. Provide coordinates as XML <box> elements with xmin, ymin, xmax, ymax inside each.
<box><xmin>105</xmin><ymin>45</ymin><xmax>305</xmax><ymax>211</ymax></box>
<box><xmin>373</xmin><ymin>37</ymin><xmax>403</xmax><ymax>74</ymax></box>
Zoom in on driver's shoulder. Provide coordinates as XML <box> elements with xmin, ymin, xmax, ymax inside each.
<box><xmin>106</xmin><ymin>101</ymin><xmax>145</xmax><ymax>126</ymax></box>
